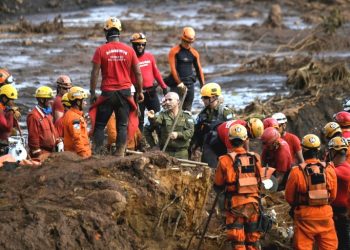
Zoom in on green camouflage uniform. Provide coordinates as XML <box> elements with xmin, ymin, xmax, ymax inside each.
<box><xmin>144</xmin><ymin>110</ymin><xmax>194</xmax><ymax>159</ymax></box>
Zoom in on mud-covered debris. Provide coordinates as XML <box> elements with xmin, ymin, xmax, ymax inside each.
<box><xmin>263</xmin><ymin>4</ymin><xmax>283</xmax><ymax>28</ymax></box>
<box><xmin>12</xmin><ymin>15</ymin><xmax>64</xmax><ymax>33</ymax></box>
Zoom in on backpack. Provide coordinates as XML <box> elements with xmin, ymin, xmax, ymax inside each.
<box><xmin>298</xmin><ymin>162</ymin><xmax>329</xmax><ymax>206</ymax></box>
<box><xmin>227</xmin><ymin>152</ymin><xmax>260</xmax><ymax>194</ymax></box>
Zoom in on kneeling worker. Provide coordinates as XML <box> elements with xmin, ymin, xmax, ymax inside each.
<box><xmin>62</xmin><ymin>87</ymin><xmax>91</xmax><ymax>158</ymax></box>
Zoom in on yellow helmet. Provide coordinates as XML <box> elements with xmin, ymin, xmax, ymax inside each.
<box><xmin>35</xmin><ymin>86</ymin><xmax>54</xmax><ymax>99</ymax></box>
<box><xmin>68</xmin><ymin>86</ymin><xmax>87</xmax><ymax>101</ymax></box>
<box><xmin>130</xmin><ymin>33</ymin><xmax>147</xmax><ymax>43</ymax></box>
<box><xmin>247</xmin><ymin>118</ymin><xmax>264</xmax><ymax>138</ymax></box>
<box><xmin>61</xmin><ymin>93</ymin><xmax>71</xmax><ymax>107</ymax></box>
<box><xmin>301</xmin><ymin>134</ymin><xmax>321</xmax><ymax>150</ymax></box>
<box><xmin>181</xmin><ymin>27</ymin><xmax>195</xmax><ymax>43</ymax></box>
<box><xmin>104</xmin><ymin>17</ymin><xmax>122</xmax><ymax>31</ymax></box>
<box><xmin>323</xmin><ymin>122</ymin><xmax>342</xmax><ymax>139</ymax></box>
<box><xmin>0</xmin><ymin>84</ymin><xmax>18</xmax><ymax>99</ymax></box>
<box><xmin>328</xmin><ymin>136</ymin><xmax>349</xmax><ymax>151</ymax></box>
<box><xmin>229</xmin><ymin>124</ymin><xmax>248</xmax><ymax>141</ymax></box>
<box><xmin>200</xmin><ymin>83</ymin><xmax>222</xmax><ymax>97</ymax></box>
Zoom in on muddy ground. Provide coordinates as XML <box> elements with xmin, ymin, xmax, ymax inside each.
<box><xmin>1</xmin><ymin>0</ymin><xmax>350</xmax><ymax>249</ymax></box>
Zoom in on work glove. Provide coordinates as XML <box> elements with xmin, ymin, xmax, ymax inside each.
<box><xmin>136</xmin><ymin>92</ymin><xmax>144</xmax><ymax>103</ymax></box>
<box><xmin>162</xmin><ymin>87</ymin><xmax>169</xmax><ymax>96</ymax></box>
<box><xmin>89</xmin><ymin>91</ymin><xmax>97</xmax><ymax>104</ymax></box>
<box><xmin>177</xmin><ymin>82</ymin><xmax>187</xmax><ymax>96</ymax></box>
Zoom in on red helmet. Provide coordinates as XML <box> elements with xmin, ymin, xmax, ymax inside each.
<box><xmin>0</xmin><ymin>69</ymin><xmax>14</xmax><ymax>85</ymax></box>
<box><xmin>56</xmin><ymin>75</ymin><xmax>72</xmax><ymax>88</ymax></box>
<box><xmin>334</xmin><ymin>111</ymin><xmax>350</xmax><ymax>127</ymax></box>
<box><xmin>263</xmin><ymin>117</ymin><xmax>279</xmax><ymax>129</ymax></box>
<box><xmin>261</xmin><ymin>127</ymin><xmax>280</xmax><ymax>145</ymax></box>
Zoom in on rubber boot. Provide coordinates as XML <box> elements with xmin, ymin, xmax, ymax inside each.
<box><xmin>114</xmin><ymin>143</ymin><xmax>126</xmax><ymax>157</ymax></box>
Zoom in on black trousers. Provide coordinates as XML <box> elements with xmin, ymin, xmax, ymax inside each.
<box><xmin>170</xmin><ymin>83</ymin><xmax>194</xmax><ymax>112</ymax></box>
<box><xmin>93</xmin><ymin>89</ymin><xmax>130</xmax><ymax>150</ymax></box>
<box><xmin>138</xmin><ymin>89</ymin><xmax>160</xmax><ymax>132</ymax></box>
<box><xmin>333</xmin><ymin>206</ymin><xmax>350</xmax><ymax>250</ymax></box>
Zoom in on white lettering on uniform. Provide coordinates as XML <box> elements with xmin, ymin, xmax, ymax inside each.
<box><xmin>139</xmin><ymin>60</ymin><xmax>151</xmax><ymax>68</ymax></box>
<box><xmin>106</xmin><ymin>49</ymin><xmax>128</xmax><ymax>56</ymax></box>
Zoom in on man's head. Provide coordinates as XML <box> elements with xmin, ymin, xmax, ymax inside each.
<box><xmin>200</xmin><ymin>82</ymin><xmax>221</xmax><ymax>109</ymax></box>
<box><xmin>322</xmin><ymin>122</ymin><xmax>342</xmax><ymax>140</ymax></box>
<box><xmin>56</xmin><ymin>75</ymin><xmax>72</xmax><ymax>96</ymax></box>
<box><xmin>35</xmin><ymin>86</ymin><xmax>54</xmax><ymax>109</ymax></box>
<box><xmin>163</xmin><ymin>92</ymin><xmax>180</xmax><ymax>111</ymax></box>
<box><xmin>263</xmin><ymin>117</ymin><xmax>279</xmax><ymax>130</ymax></box>
<box><xmin>261</xmin><ymin>127</ymin><xmax>281</xmax><ymax>150</ymax></box>
<box><xmin>0</xmin><ymin>84</ymin><xmax>17</xmax><ymax>106</ymax></box>
<box><xmin>246</xmin><ymin>118</ymin><xmax>264</xmax><ymax>139</ymax></box>
<box><xmin>0</xmin><ymin>69</ymin><xmax>14</xmax><ymax>86</ymax></box>
<box><xmin>67</xmin><ymin>86</ymin><xmax>87</xmax><ymax>111</ymax></box>
<box><xmin>104</xmin><ymin>17</ymin><xmax>122</xmax><ymax>41</ymax></box>
<box><xmin>301</xmin><ymin>134</ymin><xmax>321</xmax><ymax>159</ymax></box>
<box><xmin>229</xmin><ymin>124</ymin><xmax>248</xmax><ymax>148</ymax></box>
<box><xmin>181</xmin><ymin>27</ymin><xmax>195</xmax><ymax>48</ymax></box>
<box><xmin>61</xmin><ymin>93</ymin><xmax>71</xmax><ymax>111</ymax></box>
<box><xmin>334</xmin><ymin>111</ymin><xmax>350</xmax><ymax>128</ymax></box>
<box><xmin>272</xmin><ymin>112</ymin><xmax>287</xmax><ymax>134</ymax></box>
<box><xmin>130</xmin><ymin>33</ymin><xmax>147</xmax><ymax>57</ymax></box>
<box><xmin>328</xmin><ymin>136</ymin><xmax>348</xmax><ymax>162</ymax></box>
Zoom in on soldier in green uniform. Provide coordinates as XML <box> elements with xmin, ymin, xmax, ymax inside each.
<box><xmin>144</xmin><ymin>92</ymin><xmax>194</xmax><ymax>159</ymax></box>
<box><xmin>190</xmin><ymin>82</ymin><xmax>235</xmax><ymax>167</ymax></box>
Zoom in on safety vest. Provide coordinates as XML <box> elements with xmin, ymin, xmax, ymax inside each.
<box><xmin>227</xmin><ymin>152</ymin><xmax>260</xmax><ymax>194</ymax></box>
<box><xmin>298</xmin><ymin>162</ymin><xmax>329</xmax><ymax>206</ymax></box>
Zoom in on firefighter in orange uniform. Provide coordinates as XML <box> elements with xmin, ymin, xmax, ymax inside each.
<box><xmin>285</xmin><ymin>134</ymin><xmax>338</xmax><ymax>250</ymax></box>
<box><xmin>62</xmin><ymin>87</ymin><xmax>91</xmax><ymax>158</ymax></box>
<box><xmin>214</xmin><ymin>124</ymin><xmax>262</xmax><ymax>250</ymax></box>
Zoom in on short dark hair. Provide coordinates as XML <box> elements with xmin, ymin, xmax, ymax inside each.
<box><xmin>105</xmin><ymin>28</ymin><xmax>120</xmax><ymax>39</ymax></box>
<box><xmin>229</xmin><ymin>138</ymin><xmax>244</xmax><ymax>147</ymax></box>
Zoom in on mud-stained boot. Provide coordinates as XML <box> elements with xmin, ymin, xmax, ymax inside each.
<box><xmin>114</xmin><ymin>144</ymin><xmax>126</xmax><ymax>157</ymax></box>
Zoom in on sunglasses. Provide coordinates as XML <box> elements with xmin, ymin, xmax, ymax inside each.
<box><xmin>136</xmin><ymin>43</ymin><xmax>146</xmax><ymax>47</ymax></box>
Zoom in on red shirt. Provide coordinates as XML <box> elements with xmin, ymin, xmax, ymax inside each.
<box><xmin>333</xmin><ymin>161</ymin><xmax>350</xmax><ymax>207</ymax></box>
<box><xmin>0</xmin><ymin>103</ymin><xmax>14</xmax><ymax>141</ymax></box>
<box><xmin>342</xmin><ymin>129</ymin><xmax>350</xmax><ymax>140</ymax></box>
<box><xmin>262</xmin><ymin>138</ymin><xmax>292</xmax><ymax>173</ymax></box>
<box><xmin>52</xmin><ymin>96</ymin><xmax>64</xmax><ymax>120</ymax></box>
<box><xmin>217</xmin><ymin>120</ymin><xmax>246</xmax><ymax>151</ymax></box>
<box><xmin>282</xmin><ymin>132</ymin><xmax>301</xmax><ymax>164</ymax></box>
<box><xmin>92</xmin><ymin>41</ymin><xmax>139</xmax><ymax>91</ymax></box>
<box><xmin>130</xmin><ymin>52</ymin><xmax>167</xmax><ymax>89</ymax></box>
<box><xmin>27</xmin><ymin>106</ymin><xmax>58</xmax><ymax>153</ymax></box>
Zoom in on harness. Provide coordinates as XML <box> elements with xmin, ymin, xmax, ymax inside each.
<box><xmin>298</xmin><ymin>162</ymin><xmax>329</xmax><ymax>206</ymax></box>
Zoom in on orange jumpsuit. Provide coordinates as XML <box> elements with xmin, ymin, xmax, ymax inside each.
<box><xmin>214</xmin><ymin>147</ymin><xmax>262</xmax><ymax>250</ymax></box>
<box><xmin>285</xmin><ymin>158</ymin><xmax>338</xmax><ymax>250</ymax></box>
<box><xmin>62</xmin><ymin>108</ymin><xmax>91</xmax><ymax>158</ymax></box>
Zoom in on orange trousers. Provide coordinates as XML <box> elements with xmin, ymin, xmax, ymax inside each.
<box><xmin>226</xmin><ymin>203</ymin><xmax>261</xmax><ymax>250</ymax></box>
<box><xmin>294</xmin><ymin>219</ymin><xmax>338</xmax><ymax>250</ymax></box>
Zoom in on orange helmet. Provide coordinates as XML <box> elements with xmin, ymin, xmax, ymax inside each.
<box><xmin>328</xmin><ymin>136</ymin><xmax>349</xmax><ymax>151</ymax></box>
<box><xmin>104</xmin><ymin>17</ymin><xmax>122</xmax><ymax>31</ymax></box>
<box><xmin>181</xmin><ymin>27</ymin><xmax>195</xmax><ymax>43</ymax></box>
<box><xmin>323</xmin><ymin>122</ymin><xmax>342</xmax><ymax>139</ymax></box>
<box><xmin>247</xmin><ymin>118</ymin><xmax>264</xmax><ymax>138</ymax></box>
<box><xmin>334</xmin><ymin>111</ymin><xmax>350</xmax><ymax>127</ymax></box>
<box><xmin>56</xmin><ymin>75</ymin><xmax>72</xmax><ymax>88</ymax></box>
<box><xmin>0</xmin><ymin>69</ymin><xmax>14</xmax><ymax>85</ymax></box>
<box><xmin>261</xmin><ymin>127</ymin><xmax>280</xmax><ymax>146</ymax></box>
<box><xmin>130</xmin><ymin>33</ymin><xmax>147</xmax><ymax>43</ymax></box>
<box><xmin>263</xmin><ymin>117</ymin><xmax>279</xmax><ymax>129</ymax></box>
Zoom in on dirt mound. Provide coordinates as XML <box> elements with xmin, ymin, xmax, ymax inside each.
<box><xmin>0</xmin><ymin>151</ymin><xmax>213</xmax><ymax>249</ymax></box>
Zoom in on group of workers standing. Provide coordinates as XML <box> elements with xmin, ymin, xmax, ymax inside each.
<box><xmin>1</xmin><ymin>16</ymin><xmax>350</xmax><ymax>250</ymax></box>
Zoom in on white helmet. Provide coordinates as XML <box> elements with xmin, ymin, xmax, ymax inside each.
<box><xmin>272</xmin><ymin>112</ymin><xmax>287</xmax><ymax>124</ymax></box>
<box><xmin>343</xmin><ymin>99</ymin><xmax>350</xmax><ymax>112</ymax></box>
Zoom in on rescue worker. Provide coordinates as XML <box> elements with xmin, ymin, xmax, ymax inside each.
<box><xmin>322</xmin><ymin>122</ymin><xmax>343</xmax><ymax>161</ymax></box>
<box><xmin>0</xmin><ymin>69</ymin><xmax>14</xmax><ymax>87</ymax></box>
<box><xmin>262</xmin><ymin>117</ymin><xmax>279</xmax><ymax>130</ymax></box>
<box><xmin>0</xmin><ymin>84</ymin><xmax>20</xmax><ymax>156</ymax></box>
<box><xmin>27</xmin><ymin>86</ymin><xmax>59</xmax><ymax>158</ymax></box>
<box><xmin>191</xmin><ymin>83</ymin><xmax>235</xmax><ymax>165</ymax></box>
<box><xmin>144</xmin><ymin>92</ymin><xmax>194</xmax><ymax>159</ymax></box>
<box><xmin>54</xmin><ymin>93</ymin><xmax>71</xmax><ymax>138</ymax></box>
<box><xmin>52</xmin><ymin>75</ymin><xmax>72</xmax><ymax>122</ymax></box>
<box><xmin>327</xmin><ymin>136</ymin><xmax>350</xmax><ymax>250</ymax></box>
<box><xmin>62</xmin><ymin>87</ymin><xmax>91</xmax><ymax>158</ymax></box>
<box><xmin>334</xmin><ymin>111</ymin><xmax>350</xmax><ymax>141</ymax></box>
<box><xmin>272</xmin><ymin>112</ymin><xmax>304</xmax><ymax>164</ymax></box>
<box><xmin>90</xmin><ymin>17</ymin><xmax>144</xmax><ymax>157</ymax></box>
<box><xmin>285</xmin><ymin>134</ymin><xmax>338</xmax><ymax>250</ymax></box>
<box><xmin>214</xmin><ymin>124</ymin><xmax>262</xmax><ymax>249</ymax></box>
<box><xmin>130</xmin><ymin>33</ymin><xmax>168</xmax><ymax>131</ymax></box>
<box><xmin>261</xmin><ymin>127</ymin><xmax>292</xmax><ymax>189</ymax></box>
<box><xmin>209</xmin><ymin>118</ymin><xmax>264</xmax><ymax>167</ymax></box>
<box><xmin>165</xmin><ymin>27</ymin><xmax>205</xmax><ymax>111</ymax></box>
